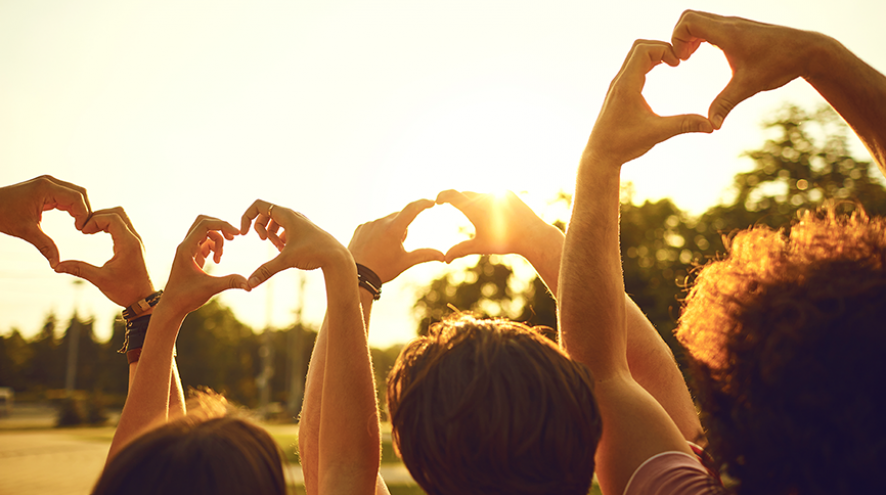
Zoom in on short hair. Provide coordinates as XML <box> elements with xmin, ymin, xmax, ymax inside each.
<box><xmin>387</xmin><ymin>314</ymin><xmax>601</xmax><ymax>495</ymax></box>
<box><xmin>92</xmin><ymin>391</ymin><xmax>286</xmax><ymax>495</ymax></box>
<box><xmin>677</xmin><ymin>207</ymin><xmax>886</xmax><ymax>495</ymax></box>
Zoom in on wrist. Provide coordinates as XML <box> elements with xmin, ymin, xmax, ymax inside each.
<box><xmin>803</xmin><ymin>31</ymin><xmax>848</xmax><ymax>84</ymax></box>
<box><xmin>520</xmin><ymin>222</ymin><xmax>564</xmax><ymax>263</ymax></box>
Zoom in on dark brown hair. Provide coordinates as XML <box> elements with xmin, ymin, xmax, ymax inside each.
<box><xmin>387</xmin><ymin>314</ymin><xmax>601</xmax><ymax>495</ymax></box>
<box><xmin>678</xmin><ymin>207</ymin><xmax>886</xmax><ymax>494</ymax></box>
<box><xmin>92</xmin><ymin>392</ymin><xmax>286</xmax><ymax>495</ymax></box>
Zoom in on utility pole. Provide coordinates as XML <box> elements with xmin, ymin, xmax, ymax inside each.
<box><xmin>258</xmin><ymin>252</ymin><xmax>275</xmax><ymax>419</ymax></box>
<box><xmin>287</xmin><ymin>273</ymin><xmax>307</xmax><ymax>420</ymax></box>
<box><xmin>65</xmin><ymin>280</ymin><xmax>85</xmax><ymax>395</ymax></box>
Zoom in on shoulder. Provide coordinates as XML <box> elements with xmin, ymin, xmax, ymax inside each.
<box><xmin>623</xmin><ymin>450</ymin><xmax>728</xmax><ymax>495</ymax></box>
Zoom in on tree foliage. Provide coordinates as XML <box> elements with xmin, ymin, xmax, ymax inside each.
<box><xmin>412</xmin><ymin>104</ymin><xmax>886</xmax><ymax>360</ymax></box>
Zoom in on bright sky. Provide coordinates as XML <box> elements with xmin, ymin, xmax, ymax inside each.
<box><xmin>1</xmin><ymin>0</ymin><xmax>884</xmax><ymax>348</ymax></box>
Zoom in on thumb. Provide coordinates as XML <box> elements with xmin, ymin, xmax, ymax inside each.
<box><xmin>444</xmin><ymin>240</ymin><xmax>480</xmax><ymax>263</ymax></box>
<box><xmin>22</xmin><ymin>227</ymin><xmax>60</xmax><ymax>268</ymax></box>
<box><xmin>405</xmin><ymin>248</ymin><xmax>445</xmax><ymax>269</ymax></box>
<box><xmin>658</xmin><ymin>114</ymin><xmax>714</xmax><ymax>141</ymax></box>
<box><xmin>247</xmin><ymin>256</ymin><xmax>289</xmax><ymax>289</ymax></box>
<box><xmin>55</xmin><ymin>259</ymin><xmax>102</xmax><ymax>284</ymax></box>
<box><xmin>210</xmin><ymin>273</ymin><xmax>250</xmax><ymax>293</ymax></box>
<box><xmin>708</xmin><ymin>79</ymin><xmax>751</xmax><ymax>130</ymax></box>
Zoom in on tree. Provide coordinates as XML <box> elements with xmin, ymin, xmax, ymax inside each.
<box><xmin>413</xmin><ymin>255</ymin><xmax>557</xmax><ymax>340</ymax></box>
<box><xmin>411</xmin><ymin>104</ymin><xmax>886</xmax><ymax>361</ymax></box>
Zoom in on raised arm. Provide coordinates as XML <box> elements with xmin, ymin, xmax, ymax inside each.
<box><xmin>297</xmin><ymin>199</ymin><xmax>442</xmax><ymax>495</ymax></box>
<box><xmin>242</xmin><ymin>200</ymin><xmax>387</xmax><ymax>495</ymax></box>
<box><xmin>559</xmin><ymin>40</ymin><xmax>711</xmax><ymax>495</ymax></box>
<box><xmin>437</xmin><ymin>189</ymin><xmax>704</xmax><ymax>443</ymax></box>
<box><xmin>0</xmin><ymin>175</ymin><xmax>92</xmax><ymax>268</ymax></box>
<box><xmin>435</xmin><ymin>190</ymin><xmax>563</xmax><ymax>293</ymax></box>
<box><xmin>54</xmin><ymin>208</ymin><xmax>186</xmax><ymax>418</ymax></box>
<box><xmin>672</xmin><ymin>10</ymin><xmax>886</xmax><ymax>172</ymax></box>
<box><xmin>106</xmin><ymin>215</ymin><xmax>249</xmax><ymax>461</ymax></box>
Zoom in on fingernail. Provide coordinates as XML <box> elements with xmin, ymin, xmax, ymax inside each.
<box><xmin>240</xmin><ymin>282</ymin><xmax>250</xmax><ymax>291</ymax></box>
<box><xmin>712</xmin><ymin>114</ymin><xmax>724</xmax><ymax>129</ymax></box>
<box><xmin>700</xmin><ymin>121</ymin><xmax>714</xmax><ymax>133</ymax></box>
<box><xmin>248</xmin><ymin>277</ymin><xmax>260</xmax><ymax>288</ymax></box>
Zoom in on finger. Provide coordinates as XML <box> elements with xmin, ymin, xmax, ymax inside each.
<box><xmin>208</xmin><ymin>273</ymin><xmax>251</xmax><ymax>293</ymax></box>
<box><xmin>20</xmin><ymin>227</ymin><xmax>60</xmax><ymax>268</ymax></box>
<box><xmin>206</xmin><ymin>230</ymin><xmax>225</xmax><ymax>264</ymax></box>
<box><xmin>435</xmin><ymin>189</ymin><xmax>471</xmax><ymax>209</ymax></box>
<box><xmin>240</xmin><ymin>199</ymin><xmax>273</xmax><ymax>235</ymax></box>
<box><xmin>90</xmin><ymin>207</ymin><xmax>142</xmax><ymax>242</ymax></box>
<box><xmin>391</xmin><ymin>198</ymin><xmax>436</xmax><ymax>233</ymax></box>
<box><xmin>671</xmin><ymin>10</ymin><xmax>714</xmax><ymax>60</ymax></box>
<box><xmin>405</xmin><ymin>248</ymin><xmax>445</xmax><ymax>268</ymax></box>
<box><xmin>708</xmin><ymin>79</ymin><xmax>751</xmax><ymax>130</ymax></box>
<box><xmin>81</xmin><ymin>211</ymin><xmax>141</xmax><ymax>250</ymax></box>
<box><xmin>183</xmin><ymin>217</ymin><xmax>239</xmax><ymax>260</ymax></box>
<box><xmin>54</xmin><ymin>259</ymin><xmax>103</xmax><ymax>284</ymax></box>
<box><xmin>656</xmin><ymin>114</ymin><xmax>714</xmax><ymax>140</ymax></box>
<box><xmin>247</xmin><ymin>255</ymin><xmax>291</xmax><ymax>289</ymax></box>
<box><xmin>35</xmin><ymin>175</ymin><xmax>93</xmax><ymax>230</ymax></box>
<box><xmin>196</xmin><ymin>239</ymin><xmax>211</xmax><ymax>268</ymax></box>
<box><xmin>444</xmin><ymin>239</ymin><xmax>481</xmax><ymax>263</ymax></box>
<box><xmin>622</xmin><ymin>41</ymin><xmax>678</xmax><ymax>88</ymax></box>
<box><xmin>267</xmin><ymin>230</ymin><xmax>285</xmax><ymax>252</ymax></box>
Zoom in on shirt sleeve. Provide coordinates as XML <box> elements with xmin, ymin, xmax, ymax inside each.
<box><xmin>623</xmin><ymin>451</ymin><xmax>727</xmax><ymax>495</ymax></box>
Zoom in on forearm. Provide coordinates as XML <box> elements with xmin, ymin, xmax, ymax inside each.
<box><xmin>169</xmin><ymin>358</ymin><xmax>186</xmax><ymax>419</ymax></box>
<box><xmin>126</xmin><ymin>357</ymin><xmax>185</xmax><ymax>420</ymax></box>
<box><xmin>318</xmin><ymin>259</ymin><xmax>380</xmax><ymax>493</ymax></box>
<box><xmin>559</xmin><ymin>156</ymin><xmax>627</xmax><ymax>378</ymax></box>
<box><xmin>522</xmin><ymin>224</ymin><xmax>564</xmax><ymax>296</ymax></box>
<box><xmin>625</xmin><ymin>297</ymin><xmax>704</xmax><ymax>445</ymax></box>
<box><xmin>301</xmin><ymin>288</ymin><xmax>376</xmax><ymax>495</ymax></box>
<box><xmin>299</xmin><ymin>316</ymin><xmax>328</xmax><ymax>495</ymax></box>
<box><xmin>805</xmin><ymin>33</ymin><xmax>886</xmax><ymax>172</ymax></box>
<box><xmin>108</xmin><ymin>306</ymin><xmax>183</xmax><ymax>460</ymax></box>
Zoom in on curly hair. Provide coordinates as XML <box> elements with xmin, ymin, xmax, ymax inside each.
<box><xmin>387</xmin><ymin>314</ymin><xmax>601</xmax><ymax>495</ymax></box>
<box><xmin>92</xmin><ymin>391</ymin><xmax>287</xmax><ymax>495</ymax></box>
<box><xmin>677</xmin><ymin>207</ymin><xmax>886</xmax><ymax>495</ymax></box>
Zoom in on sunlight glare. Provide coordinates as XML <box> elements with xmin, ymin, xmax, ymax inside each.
<box><xmin>643</xmin><ymin>43</ymin><xmax>732</xmax><ymax>119</ymax></box>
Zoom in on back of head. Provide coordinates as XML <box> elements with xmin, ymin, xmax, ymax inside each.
<box><xmin>387</xmin><ymin>315</ymin><xmax>601</xmax><ymax>495</ymax></box>
<box><xmin>92</xmin><ymin>392</ymin><xmax>286</xmax><ymax>495</ymax></box>
<box><xmin>677</xmin><ymin>207</ymin><xmax>886</xmax><ymax>495</ymax></box>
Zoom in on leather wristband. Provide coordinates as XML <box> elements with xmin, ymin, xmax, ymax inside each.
<box><xmin>122</xmin><ymin>290</ymin><xmax>163</xmax><ymax>321</ymax></box>
<box><xmin>118</xmin><ymin>314</ymin><xmax>151</xmax><ymax>355</ymax></box>
<box><xmin>356</xmin><ymin>263</ymin><xmax>382</xmax><ymax>301</ymax></box>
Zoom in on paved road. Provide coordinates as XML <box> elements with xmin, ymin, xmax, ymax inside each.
<box><xmin>0</xmin><ymin>406</ymin><xmax>416</xmax><ymax>495</ymax></box>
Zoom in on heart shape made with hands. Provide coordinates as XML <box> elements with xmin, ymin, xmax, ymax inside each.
<box><xmin>199</xmin><ymin>228</ymin><xmax>279</xmax><ymax>283</ymax></box>
<box><xmin>401</xmin><ymin>204</ymin><xmax>474</xmax><ymax>258</ymax></box>
<box><xmin>643</xmin><ymin>42</ymin><xmax>731</xmax><ymax>120</ymax></box>
<box><xmin>41</xmin><ymin>210</ymin><xmax>116</xmax><ymax>272</ymax></box>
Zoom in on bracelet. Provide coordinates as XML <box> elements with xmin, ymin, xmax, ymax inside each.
<box><xmin>356</xmin><ymin>263</ymin><xmax>382</xmax><ymax>301</ymax></box>
<box><xmin>117</xmin><ymin>314</ymin><xmax>151</xmax><ymax>354</ymax></box>
<box><xmin>117</xmin><ymin>314</ymin><xmax>176</xmax><ymax>364</ymax></box>
<box><xmin>122</xmin><ymin>290</ymin><xmax>163</xmax><ymax>321</ymax></box>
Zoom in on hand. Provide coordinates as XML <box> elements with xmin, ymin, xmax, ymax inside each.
<box><xmin>347</xmin><ymin>199</ymin><xmax>444</xmax><ymax>283</ymax></box>
<box><xmin>434</xmin><ymin>190</ymin><xmax>557</xmax><ymax>263</ymax></box>
<box><xmin>241</xmin><ymin>200</ymin><xmax>351</xmax><ymax>288</ymax></box>
<box><xmin>0</xmin><ymin>175</ymin><xmax>92</xmax><ymax>268</ymax></box>
<box><xmin>585</xmin><ymin>40</ymin><xmax>713</xmax><ymax>166</ymax></box>
<box><xmin>671</xmin><ymin>10</ymin><xmax>814</xmax><ymax>129</ymax></box>
<box><xmin>54</xmin><ymin>208</ymin><xmax>154</xmax><ymax>307</ymax></box>
<box><xmin>161</xmin><ymin>215</ymin><xmax>249</xmax><ymax>315</ymax></box>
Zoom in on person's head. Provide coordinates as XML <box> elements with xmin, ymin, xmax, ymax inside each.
<box><xmin>677</xmin><ymin>206</ymin><xmax>886</xmax><ymax>494</ymax></box>
<box><xmin>92</xmin><ymin>392</ymin><xmax>286</xmax><ymax>495</ymax></box>
<box><xmin>387</xmin><ymin>314</ymin><xmax>601</xmax><ymax>495</ymax></box>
